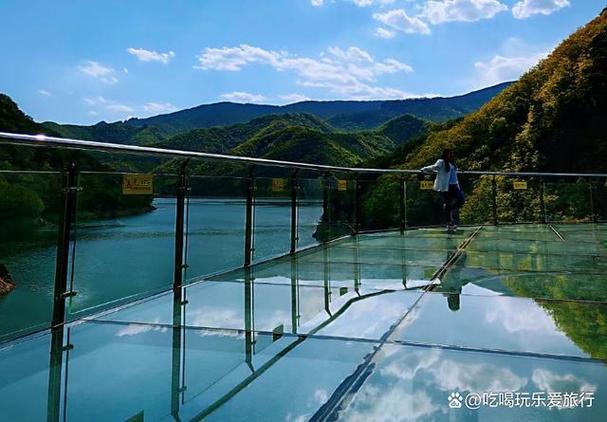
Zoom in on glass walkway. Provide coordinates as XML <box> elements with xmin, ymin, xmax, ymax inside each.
<box><xmin>2</xmin><ymin>223</ymin><xmax>605</xmax><ymax>421</ymax></box>
<box><xmin>1</xmin><ymin>132</ymin><xmax>606</xmax><ymax>421</ymax></box>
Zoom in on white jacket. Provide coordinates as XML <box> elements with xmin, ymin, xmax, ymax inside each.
<box><xmin>420</xmin><ymin>159</ymin><xmax>456</xmax><ymax>192</ymax></box>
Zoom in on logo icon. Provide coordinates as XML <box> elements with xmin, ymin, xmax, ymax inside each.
<box><xmin>448</xmin><ymin>392</ymin><xmax>463</xmax><ymax>409</ymax></box>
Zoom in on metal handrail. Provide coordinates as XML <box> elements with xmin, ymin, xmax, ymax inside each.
<box><xmin>2</xmin><ymin>131</ymin><xmax>607</xmax><ymax>178</ymax></box>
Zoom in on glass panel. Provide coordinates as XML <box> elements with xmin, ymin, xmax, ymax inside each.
<box><xmin>496</xmin><ymin>176</ymin><xmax>542</xmax><ymax>224</ymax></box>
<box><xmin>360</xmin><ymin>175</ymin><xmax>400</xmax><ymax>231</ymax></box>
<box><xmin>0</xmin><ymin>172</ymin><xmax>61</xmax><ymax>340</ymax></box>
<box><xmin>200</xmin><ymin>337</ymin><xmax>376</xmax><ymax>422</ymax></box>
<box><xmin>64</xmin><ymin>322</ymin><xmax>172</xmax><ymax>421</ymax></box>
<box><xmin>404</xmin><ymin>174</ymin><xmax>444</xmax><ymax>227</ymax></box>
<box><xmin>337</xmin><ymin>343</ymin><xmax>607</xmax><ymax>421</ymax></box>
<box><xmin>0</xmin><ymin>333</ymin><xmax>51</xmax><ymax>421</ymax></box>
<box><xmin>253</xmin><ymin>174</ymin><xmax>292</xmax><ymax>262</ymax></box>
<box><xmin>298</xmin><ymin>177</ymin><xmax>324</xmax><ymax>250</ymax></box>
<box><xmin>309</xmin><ymin>173</ymin><xmax>356</xmax><ymax>242</ymax></box>
<box><xmin>594</xmin><ymin>181</ymin><xmax>607</xmax><ymax>221</ymax></box>
<box><xmin>185</xmin><ymin>176</ymin><xmax>246</xmax><ymax>281</ymax></box>
<box><xmin>544</xmin><ymin>180</ymin><xmax>592</xmax><ymax>223</ymax></box>
<box><xmin>68</xmin><ymin>173</ymin><xmax>176</xmax><ymax>317</ymax></box>
<box><xmin>394</xmin><ymin>292</ymin><xmax>597</xmax><ymax>358</ymax></box>
<box><xmin>460</xmin><ymin>174</ymin><xmax>494</xmax><ymax>226</ymax></box>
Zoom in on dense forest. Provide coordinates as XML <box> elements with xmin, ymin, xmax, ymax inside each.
<box><xmin>0</xmin><ymin>95</ymin><xmax>153</xmax><ymax>240</ymax></box>
<box><xmin>41</xmin><ymin>81</ymin><xmax>509</xmax><ymax>147</ymax></box>
<box><xmin>360</xmin><ymin>8</ymin><xmax>607</xmax><ymax>229</ymax></box>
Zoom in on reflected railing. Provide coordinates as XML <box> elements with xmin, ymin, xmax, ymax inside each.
<box><xmin>1</xmin><ymin>131</ymin><xmax>607</xmax><ymax>343</ymax></box>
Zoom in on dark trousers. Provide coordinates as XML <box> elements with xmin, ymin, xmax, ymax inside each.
<box><xmin>443</xmin><ymin>184</ymin><xmax>465</xmax><ymax>225</ymax></box>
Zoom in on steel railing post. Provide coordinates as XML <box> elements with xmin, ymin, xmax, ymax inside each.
<box><xmin>290</xmin><ymin>170</ymin><xmax>299</xmax><ymax>254</ymax></box>
<box><xmin>173</xmin><ymin>168</ymin><xmax>188</xmax><ymax>292</ymax></box>
<box><xmin>353</xmin><ymin>175</ymin><xmax>361</xmax><ymax>235</ymax></box>
<box><xmin>322</xmin><ymin>173</ymin><xmax>330</xmax><ymax>243</ymax></box>
<box><xmin>491</xmin><ymin>175</ymin><xmax>498</xmax><ymax>226</ymax></box>
<box><xmin>51</xmin><ymin>161</ymin><xmax>79</xmax><ymax>328</ymax></box>
<box><xmin>540</xmin><ymin>180</ymin><xmax>547</xmax><ymax>224</ymax></box>
<box><xmin>399</xmin><ymin>176</ymin><xmax>406</xmax><ymax>233</ymax></box>
<box><xmin>244</xmin><ymin>167</ymin><xmax>255</xmax><ymax>267</ymax></box>
<box><xmin>589</xmin><ymin>181</ymin><xmax>597</xmax><ymax>223</ymax></box>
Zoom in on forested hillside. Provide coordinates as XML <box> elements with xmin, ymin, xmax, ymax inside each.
<box><xmin>362</xmin><ymin>8</ymin><xmax>607</xmax><ymax>228</ymax></box>
<box><xmin>40</xmin><ymin>82</ymin><xmax>509</xmax><ymax>146</ymax></box>
<box><xmin>0</xmin><ymin>95</ymin><xmax>153</xmax><ymax>239</ymax></box>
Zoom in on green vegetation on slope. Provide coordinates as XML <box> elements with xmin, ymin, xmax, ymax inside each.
<box><xmin>361</xmin><ymin>9</ymin><xmax>607</xmax><ymax>228</ymax></box>
<box><xmin>40</xmin><ymin>83</ymin><xmax>510</xmax><ymax>145</ymax></box>
<box><xmin>376</xmin><ymin>114</ymin><xmax>431</xmax><ymax>145</ymax></box>
<box><xmin>0</xmin><ymin>94</ymin><xmax>153</xmax><ymax>240</ymax></box>
<box><xmin>159</xmin><ymin>113</ymin><xmax>333</xmax><ymax>153</ymax></box>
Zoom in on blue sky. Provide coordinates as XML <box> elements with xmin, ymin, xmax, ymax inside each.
<box><xmin>0</xmin><ymin>0</ymin><xmax>604</xmax><ymax>124</ymax></box>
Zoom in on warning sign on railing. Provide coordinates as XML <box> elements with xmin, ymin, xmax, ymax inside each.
<box><xmin>513</xmin><ymin>181</ymin><xmax>528</xmax><ymax>190</ymax></box>
<box><xmin>337</xmin><ymin>179</ymin><xmax>348</xmax><ymax>191</ymax></box>
<box><xmin>420</xmin><ymin>180</ymin><xmax>434</xmax><ymax>190</ymax></box>
<box><xmin>272</xmin><ymin>178</ymin><xmax>286</xmax><ymax>192</ymax></box>
<box><xmin>122</xmin><ymin>174</ymin><xmax>153</xmax><ymax>195</ymax></box>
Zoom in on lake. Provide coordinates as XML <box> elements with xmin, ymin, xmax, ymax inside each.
<box><xmin>0</xmin><ymin>198</ymin><xmax>323</xmax><ymax>340</ymax></box>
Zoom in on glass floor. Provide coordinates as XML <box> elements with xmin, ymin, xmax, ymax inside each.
<box><xmin>1</xmin><ymin>224</ymin><xmax>606</xmax><ymax>421</ymax></box>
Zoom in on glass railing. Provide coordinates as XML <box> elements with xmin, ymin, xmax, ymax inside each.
<box><xmin>1</xmin><ymin>131</ymin><xmax>606</xmax><ymax>343</ymax></box>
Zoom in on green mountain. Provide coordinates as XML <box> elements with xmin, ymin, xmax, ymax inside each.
<box><xmin>362</xmin><ymin>8</ymin><xmax>607</xmax><ymax>228</ymax></box>
<box><xmin>159</xmin><ymin>113</ymin><xmax>333</xmax><ymax>153</ymax></box>
<box><xmin>41</xmin><ymin>83</ymin><xmax>510</xmax><ymax>145</ymax></box>
<box><xmin>231</xmin><ymin>126</ymin><xmax>393</xmax><ymax>167</ymax></box>
<box><xmin>376</xmin><ymin>114</ymin><xmax>430</xmax><ymax>145</ymax></box>
<box><xmin>0</xmin><ymin>95</ymin><xmax>153</xmax><ymax>239</ymax></box>
<box><xmin>326</xmin><ymin>82</ymin><xmax>512</xmax><ymax>130</ymax></box>
<box><xmin>404</xmin><ymin>13</ymin><xmax>606</xmax><ymax>173</ymax></box>
<box><xmin>157</xmin><ymin>113</ymin><xmax>400</xmax><ymax>180</ymax></box>
<box><xmin>131</xmin><ymin>82</ymin><xmax>510</xmax><ymax>132</ymax></box>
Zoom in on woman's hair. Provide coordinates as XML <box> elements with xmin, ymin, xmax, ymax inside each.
<box><xmin>442</xmin><ymin>148</ymin><xmax>453</xmax><ymax>172</ymax></box>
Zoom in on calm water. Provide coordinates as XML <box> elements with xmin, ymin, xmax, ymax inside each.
<box><xmin>0</xmin><ymin>198</ymin><xmax>323</xmax><ymax>339</ymax></box>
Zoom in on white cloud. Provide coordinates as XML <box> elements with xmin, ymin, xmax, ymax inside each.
<box><xmin>116</xmin><ymin>320</ymin><xmax>167</xmax><ymax>337</ymax></box>
<box><xmin>352</xmin><ymin>0</ymin><xmax>396</xmax><ymax>6</ymax></box>
<box><xmin>311</xmin><ymin>0</ymin><xmax>395</xmax><ymax>6</ymax></box>
<box><xmin>512</xmin><ymin>0</ymin><xmax>569</xmax><ymax>19</ymax></box>
<box><xmin>83</xmin><ymin>96</ymin><xmax>135</xmax><ymax>114</ymax></box>
<box><xmin>420</xmin><ymin>0</ymin><xmax>508</xmax><ymax>24</ymax></box>
<box><xmin>127</xmin><ymin>47</ymin><xmax>175</xmax><ymax>64</ymax></box>
<box><xmin>106</xmin><ymin>104</ymin><xmax>135</xmax><ymax>113</ymax></box>
<box><xmin>196</xmin><ymin>44</ymin><xmax>415</xmax><ymax>100</ymax></box>
<box><xmin>341</xmin><ymin>388</ymin><xmax>440</xmax><ymax>421</ymax></box>
<box><xmin>280</xmin><ymin>93</ymin><xmax>311</xmax><ymax>103</ymax></box>
<box><xmin>78</xmin><ymin>61</ymin><xmax>118</xmax><ymax>85</ymax></box>
<box><xmin>83</xmin><ymin>96</ymin><xmax>107</xmax><ymax>106</ymax></box>
<box><xmin>375</xmin><ymin>27</ymin><xmax>397</xmax><ymax>39</ymax></box>
<box><xmin>219</xmin><ymin>91</ymin><xmax>266</xmax><ymax>103</ymax></box>
<box><xmin>327</xmin><ymin>46</ymin><xmax>374</xmax><ymax>62</ymax></box>
<box><xmin>88</xmin><ymin>110</ymin><xmax>98</xmax><ymax>116</ymax></box>
<box><xmin>196</xmin><ymin>44</ymin><xmax>283</xmax><ymax>71</ymax></box>
<box><xmin>143</xmin><ymin>102</ymin><xmax>178</xmax><ymax>113</ymax></box>
<box><xmin>38</xmin><ymin>89</ymin><xmax>52</xmax><ymax>97</ymax></box>
<box><xmin>532</xmin><ymin>369</ymin><xmax>596</xmax><ymax>394</ymax></box>
<box><xmin>474</xmin><ymin>51</ymin><xmax>547</xmax><ymax>85</ymax></box>
<box><xmin>373</xmin><ymin>9</ymin><xmax>431</xmax><ymax>34</ymax></box>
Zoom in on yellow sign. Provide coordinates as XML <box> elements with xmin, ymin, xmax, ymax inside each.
<box><xmin>337</xmin><ymin>179</ymin><xmax>348</xmax><ymax>191</ymax></box>
<box><xmin>420</xmin><ymin>180</ymin><xmax>434</xmax><ymax>190</ymax></box>
<box><xmin>122</xmin><ymin>174</ymin><xmax>153</xmax><ymax>195</ymax></box>
<box><xmin>513</xmin><ymin>181</ymin><xmax>528</xmax><ymax>190</ymax></box>
<box><xmin>272</xmin><ymin>178</ymin><xmax>286</xmax><ymax>192</ymax></box>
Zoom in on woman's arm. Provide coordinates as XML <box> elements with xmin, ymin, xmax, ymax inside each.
<box><xmin>420</xmin><ymin>159</ymin><xmax>443</xmax><ymax>173</ymax></box>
